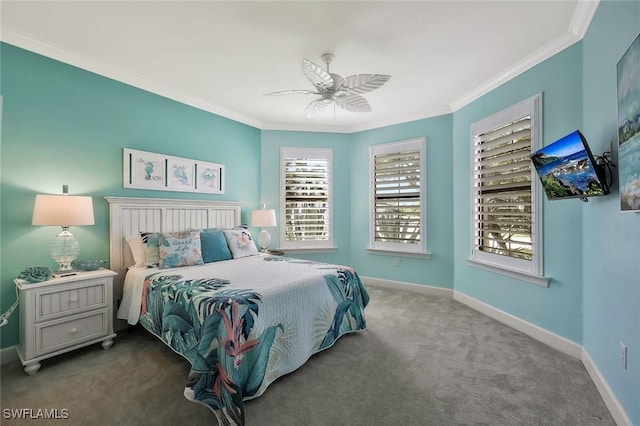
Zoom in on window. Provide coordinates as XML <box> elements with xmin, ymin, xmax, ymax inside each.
<box><xmin>280</xmin><ymin>147</ymin><xmax>333</xmax><ymax>250</ymax></box>
<box><xmin>470</xmin><ymin>94</ymin><xmax>545</xmax><ymax>285</ymax></box>
<box><xmin>369</xmin><ymin>137</ymin><xmax>428</xmax><ymax>256</ymax></box>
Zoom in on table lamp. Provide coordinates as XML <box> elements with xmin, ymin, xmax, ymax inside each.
<box><xmin>32</xmin><ymin>185</ymin><xmax>95</xmax><ymax>272</ymax></box>
<box><xmin>251</xmin><ymin>206</ymin><xmax>277</xmax><ymax>252</ymax></box>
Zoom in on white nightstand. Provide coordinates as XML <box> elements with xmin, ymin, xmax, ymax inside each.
<box><xmin>14</xmin><ymin>268</ymin><xmax>117</xmax><ymax>375</ymax></box>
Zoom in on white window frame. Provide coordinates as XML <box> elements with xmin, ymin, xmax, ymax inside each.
<box><xmin>367</xmin><ymin>137</ymin><xmax>430</xmax><ymax>258</ymax></box>
<box><xmin>279</xmin><ymin>147</ymin><xmax>334</xmax><ymax>251</ymax></box>
<box><xmin>468</xmin><ymin>93</ymin><xmax>547</xmax><ymax>287</ymax></box>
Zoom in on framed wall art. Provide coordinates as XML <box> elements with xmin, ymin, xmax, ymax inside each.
<box><xmin>123</xmin><ymin>148</ymin><xmax>225</xmax><ymax>194</ymax></box>
<box><xmin>617</xmin><ymin>33</ymin><xmax>640</xmax><ymax>211</ymax></box>
<box><xmin>124</xmin><ymin>148</ymin><xmax>166</xmax><ymax>189</ymax></box>
<box><xmin>196</xmin><ymin>161</ymin><xmax>225</xmax><ymax>194</ymax></box>
<box><xmin>167</xmin><ymin>158</ymin><xmax>195</xmax><ymax>191</ymax></box>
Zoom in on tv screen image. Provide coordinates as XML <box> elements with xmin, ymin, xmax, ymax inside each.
<box><xmin>530</xmin><ymin>130</ymin><xmax>608</xmax><ymax>200</ymax></box>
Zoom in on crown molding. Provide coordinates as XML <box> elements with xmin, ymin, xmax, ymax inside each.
<box><xmin>262</xmin><ymin>104</ymin><xmax>452</xmax><ymax>134</ymax></box>
<box><xmin>570</xmin><ymin>0</ymin><xmax>600</xmax><ymax>38</ymax></box>
<box><xmin>0</xmin><ymin>28</ymin><xmax>263</xmax><ymax>130</ymax></box>
<box><xmin>347</xmin><ymin>105</ymin><xmax>453</xmax><ymax>133</ymax></box>
<box><xmin>2</xmin><ymin>0</ymin><xmax>599</xmax><ymax>133</ymax></box>
<box><xmin>450</xmin><ymin>31</ymin><xmax>581</xmax><ymax>112</ymax></box>
<box><xmin>260</xmin><ymin>121</ymin><xmax>354</xmax><ymax>134</ymax></box>
<box><xmin>450</xmin><ymin>1</ymin><xmax>599</xmax><ymax>112</ymax></box>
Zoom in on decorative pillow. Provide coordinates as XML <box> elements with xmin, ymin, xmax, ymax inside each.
<box><xmin>223</xmin><ymin>228</ymin><xmax>259</xmax><ymax>259</ymax></box>
<box><xmin>140</xmin><ymin>232</ymin><xmax>162</xmax><ymax>268</ymax></box>
<box><xmin>159</xmin><ymin>231</ymin><xmax>204</xmax><ymax>268</ymax></box>
<box><xmin>125</xmin><ymin>236</ymin><xmax>146</xmax><ymax>268</ymax></box>
<box><xmin>200</xmin><ymin>228</ymin><xmax>232</xmax><ymax>263</ymax></box>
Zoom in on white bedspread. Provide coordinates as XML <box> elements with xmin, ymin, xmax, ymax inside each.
<box><xmin>115</xmin><ymin>254</ymin><xmax>369</xmax><ymax>425</ymax></box>
<box><xmin>118</xmin><ymin>254</ymin><xmax>275</xmax><ymax>325</ymax></box>
<box><xmin>117</xmin><ymin>254</ymin><xmax>367</xmax><ymax>358</ymax></box>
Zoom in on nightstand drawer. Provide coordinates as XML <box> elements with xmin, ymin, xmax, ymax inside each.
<box><xmin>35</xmin><ymin>278</ymin><xmax>108</xmax><ymax>322</ymax></box>
<box><xmin>36</xmin><ymin>309</ymin><xmax>109</xmax><ymax>356</ymax></box>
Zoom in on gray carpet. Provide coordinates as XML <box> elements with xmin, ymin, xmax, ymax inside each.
<box><xmin>1</xmin><ymin>286</ymin><xmax>614</xmax><ymax>425</ymax></box>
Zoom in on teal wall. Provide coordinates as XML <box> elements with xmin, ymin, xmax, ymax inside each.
<box><xmin>2</xmin><ymin>3</ymin><xmax>639</xmax><ymax>421</ymax></box>
<box><xmin>451</xmin><ymin>2</ymin><xmax>639</xmax><ymax>422</ymax></box>
<box><xmin>260</xmin><ymin>130</ymin><xmax>352</xmax><ymax>265</ymax></box>
<box><xmin>0</xmin><ymin>44</ymin><xmax>262</xmax><ymax>348</ymax></box>
<box><xmin>349</xmin><ymin>116</ymin><xmax>454</xmax><ymax>288</ymax></box>
<box><xmin>453</xmin><ymin>43</ymin><xmax>585</xmax><ymax>344</ymax></box>
<box><xmin>261</xmin><ymin>115</ymin><xmax>455</xmax><ymax>288</ymax></box>
<box><xmin>582</xmin><ymin>1</ymin><xmax>640</xmax><ymax>423</ymax></box>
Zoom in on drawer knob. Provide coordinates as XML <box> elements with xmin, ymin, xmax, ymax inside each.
<box><xmin>70</xmin><ymin>328</ymin><xmax>78</xmax><ymax>334</ymax></box>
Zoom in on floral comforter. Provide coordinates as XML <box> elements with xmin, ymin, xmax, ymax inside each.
<box><xmin>119</xmin><ymin>255</ymin><xmax>369</xmax><ymax>425</ymax></box>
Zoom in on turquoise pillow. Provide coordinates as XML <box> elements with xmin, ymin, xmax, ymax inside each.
<box><xmin>200</xmin><ymin>228</ymin><xmax>232</xmax><ymax>263</ymax></box>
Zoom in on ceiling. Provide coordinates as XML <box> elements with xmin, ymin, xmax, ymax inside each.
<box><xmin>1</xmin><ymin>1</ymin><xmax>598</xmax><ymax>133</ymax></box>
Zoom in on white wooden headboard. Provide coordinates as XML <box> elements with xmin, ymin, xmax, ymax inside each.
<box><xmin>104</xmin><ymin>197</ymin><xmax>242</xmax><ymax>321</ymax></box>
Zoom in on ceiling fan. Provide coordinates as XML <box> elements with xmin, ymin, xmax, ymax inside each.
<box><xmin>265</xmin><ymin>53</ymin><xmax>391</xmax><ymax>118</ymax></box>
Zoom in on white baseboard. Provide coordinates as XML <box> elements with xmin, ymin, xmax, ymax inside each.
<box><xmin>452</xmin><ymin>291</ymin><xmax>631</xmax><ymax>422</ymax></box>
<box><xmin>582</xmin><ymin>350</ymin><xmax>631</xmax><ymax>426</ymax></box>
<box><xmin>1</xmin><ymin>279</ymin><xmax>629</xmax><ymax>424</ymax></box>
<box><xmin>365</xmin><ymin>281</ymin><xmax>622</xmax><ymax>406</ymax></box>
<box><xmin>361</xmin><ymin>276</ymin><xmax>453</xmax><ymax>298</ymax></box>
<box><xmin>362</xmin><ymin>279</ymin><xmax>580</xmax><ymax>358</ymax></box>
<box><xmin>1</xmin><ymin>345</ymin><xmax>18</xmax><ymax>365</ymax></box>
<box><xmin>453</xmin><ymin>290</ymin><xmax>582</xmax><ymax>359</ymax></box>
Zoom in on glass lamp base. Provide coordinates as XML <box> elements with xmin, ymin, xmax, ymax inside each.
<box><xmin>258</xmin><ymin>228</ymin><xmax>271</xmax><ymax>252</ymax></box>
<box><xmin>50</xmin><ymin>228</ymin><xmax>80</xmax><ymax>272</ymax></box>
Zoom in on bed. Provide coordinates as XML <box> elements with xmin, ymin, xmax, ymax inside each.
<box><xmin>106</xmin><ymin>197</ymin><xmax>369</xmax><ymax>425</ymax></box>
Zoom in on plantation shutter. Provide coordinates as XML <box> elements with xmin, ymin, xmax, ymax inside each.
<box><xmin>472</xmin><ymin>116</ymin><xmax>533</xmax><ymax>261</ymax></box>
<box><xmin>374</xmin><ymin>149</ymin><xmax>421</xmax><ymax>245</ymax></box>
<box><xmin>283</xmin><ymin>156</ymin><xmax>330</xmax><ymax>242</ymax></box>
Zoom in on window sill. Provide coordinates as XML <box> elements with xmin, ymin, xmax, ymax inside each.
<box><xmin>466</xmin><ymin>258</ymin><xmax>549</xmax><ymax>287</ymax></box>
<box><xmin>277</xmin><ymin>247</ymin><xmax>337</xmax><ymax>254</ymax></box>
<box><xmin>366</xmin><ymin>248</ymin><xmax>432</xmax><ymax>259</ymax></box>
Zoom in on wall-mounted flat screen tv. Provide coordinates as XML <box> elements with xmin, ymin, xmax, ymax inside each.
<box><xmin>530</xmin><ymin>130</ymin><xmax>608</xmax><ymax>201</ymax></box>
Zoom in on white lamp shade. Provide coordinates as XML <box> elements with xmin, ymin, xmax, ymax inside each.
<box><xmin>32</xmin><ymin>195</ymin><xmax>95</xmax><ymax>226</ymax></box>
<box><xmin>251</xmin><ymin>209</ymin><xmax>276</xmax><ymax>228</ymax></box>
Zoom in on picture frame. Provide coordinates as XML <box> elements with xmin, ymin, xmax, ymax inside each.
<box><xmin>196</xmin><ymin>161</ymin><xmax>225</xmax><ymax>194</ymax></box>
<box><xmin>124</xmin><ymin>148</ymin><xmax>166</xmax><ymax>189</ymax></box>
<box><xmin>617</xmin><ymin>33</ymin><xmax>640</xmax><ymax>211</ymax></box>
<box><xmin>167</xmin><ymin>158</ymin><xmax>195</xmax><ymax>191</ymax></box>
<box><xmin>123</xmin><ymin>148</ymin><xmax>225</xmax><ymax>194</ymax></box>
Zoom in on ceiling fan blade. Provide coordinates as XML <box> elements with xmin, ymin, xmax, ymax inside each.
<box><xmin>342</xmin><ymin>74</ymin><xmax>391</xmax><ymax>95</ymax></box>
<box><xmin>303</xmin><ymin>59</ymin><xmax>334</xmax><ymax>90</ymax></box>
<box><xmin>264</xmin><ymin>89</ymin><xmax>317</xmax><ymax>96</ymax></box>
<box><xmin>334</xmin><ymin>93</ymin><xmax>372</xmax><ymax>113</ymax></box>
<box><xmin>304</xmin><ymin>98</ymin><xmax>332</xmax><ymax>118</ymax></box>
<box><xmin>330</xmin><ymin>73</ymin><xmax>344</xmax><ymax>91</ymax></box>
